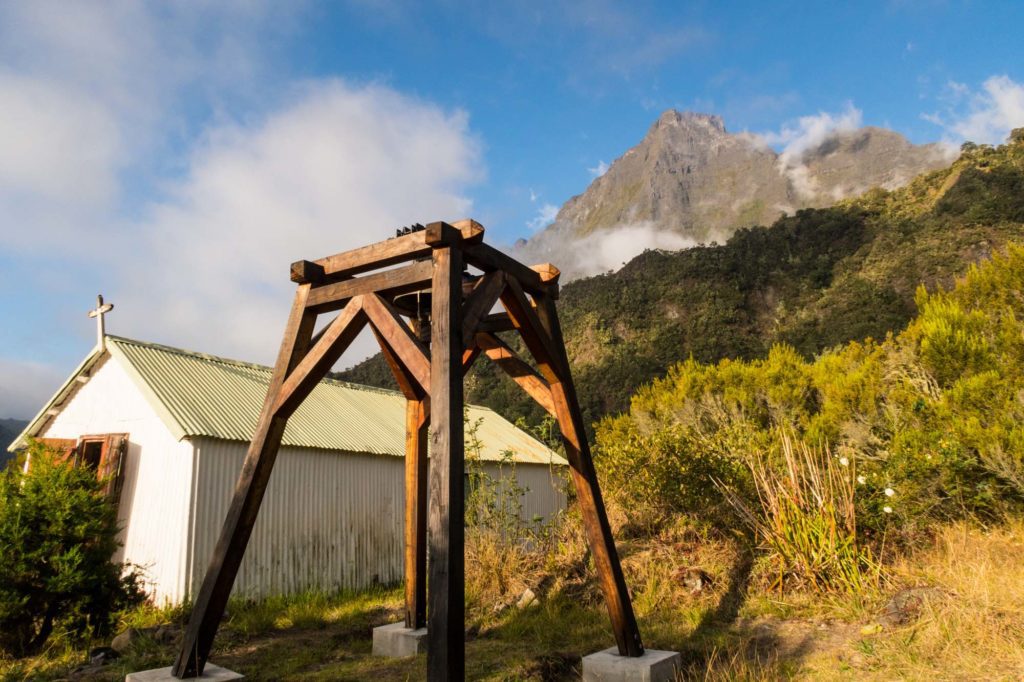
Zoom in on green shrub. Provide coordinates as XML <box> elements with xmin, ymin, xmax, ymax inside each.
<box><xmin>0</xmin><ymin>442</ymin><xmax>145</xmax><ymax>657</ymax></box>
<box><xmin>596</xmin><ymin>245</ymin><xmax>1024</xmax><ymax>557</ymax></box>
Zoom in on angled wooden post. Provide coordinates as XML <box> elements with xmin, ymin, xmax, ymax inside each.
<box><xmin>533</xmin><ymin>290</ymin><xmax>644</xmax><ymax>657</ymax></box>
<box><xmin>174</xmin><ymin>286</ymin><xmax>318</xmax><ymax>678</ymax></box>
<box><xmin>426</xmin><ymin>227</ymin><xmax>465</xmax><ymax>681</ymax></box>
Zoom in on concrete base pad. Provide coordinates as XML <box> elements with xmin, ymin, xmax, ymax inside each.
<box><xmin>126</xmin><ymin>663</ymin><xmax>244</xmax><ymax>681</ymax></box>
<box><xmin>582</xmin><ymin>647</ymin><xmax>681</xmax><ymax>682</ymax></box>
<box><xmin>372</xmin><ymin>622</ymin><xmax>428</xmax><ymax>658</ymax></box>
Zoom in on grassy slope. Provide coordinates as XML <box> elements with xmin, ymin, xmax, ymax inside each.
<box><xmin>341</xmin><ymin>140</ymin><xmax>1024</xmax><ymax>433</ymax></box>
<box><xmin>5</xmin><ymin>521</ymin><xmax>1022</xmax><ymax>681</ymax></box>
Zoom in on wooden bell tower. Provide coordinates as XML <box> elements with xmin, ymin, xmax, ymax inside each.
<box><xmin>172</xmin><ymin>220</ymin><xmax>643</xmax><ymax>680</ymax></box>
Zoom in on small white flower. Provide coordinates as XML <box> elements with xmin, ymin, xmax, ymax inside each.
<box><xmin>839</xmin><ymin>457</ymin><xmax>850</xmax><ymax>467</ymax></box>
<box><xmin>883</xmin><ymin>506</ymin><xmax>893</xmax><ymax>514</ymax></box>
<box><xmin>857</xmin><ymin>475</ymin><xmax>867</xmax><ymax>485</ymax></box>
<box><xmin>885</xmin><ymin>488</ymin><xmax>895</xmax><ymax>497</ymax></box>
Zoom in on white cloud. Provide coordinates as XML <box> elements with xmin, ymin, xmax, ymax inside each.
<box><xmin>925</xmin><ymin>75</ymin><xmax>1024</xmax><ymax>145</ymax></box>
<box><xmin>0</xmin><ymin>1</ymin><xmax>291</xmax><ymax>254</ymax></box>
<box><xmin>116</xmin><ymin>80</ymin><xmax>482</xmax><ymax>365</ymax></box>
<box><xmin>527</xmin><ymin>203</ymin><xmax>560</xmax><ymax>232</ymax></box>
<box><xmin>0</xmin><ymin>3</ymin><xmax>485</xmax><ymax>410</ymax></box>
<box><xmin>759</xmin><ymin>102</ymin><xmax>863</xmax><ymax>160</ymax></box>
<box><xmin>516</xmin><ymin>221</ymin><xmax>696</xmax><ymax>280</ymax></box>
<box><xmin>756</xmin><ymin>103</ymin><xmax>863</xmax><ymax>198</ymax></box>
<box><xmin>588</xmin><ymin>160</ymin><xmax>610</xmax><ymax>178</ymax></box>
<box><xmin>0</xmin><ymin>359</ymin><xmax>66</xmax><ymax>419</ymax></box>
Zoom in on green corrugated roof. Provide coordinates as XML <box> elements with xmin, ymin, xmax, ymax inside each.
<box><xmin>103</xmin><ymin>336</ymin><xmax>564</xmax><ymax>465</ymax></box>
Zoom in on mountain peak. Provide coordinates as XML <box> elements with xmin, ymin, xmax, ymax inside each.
<box><xmin>652</xmin><ymin>110</ymin><xmax>727</xmax><ymax>135</ymax></box>
<box><xmin>520</xmin><ymin>112</ymin><xmax>954</xmax><ymax>278</ymax></box>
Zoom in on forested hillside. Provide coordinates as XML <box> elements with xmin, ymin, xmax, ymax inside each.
<box><xmin>341</xmin><ymin>133</ymin><xmax>1024</xmax><ymax>432</ymax></box>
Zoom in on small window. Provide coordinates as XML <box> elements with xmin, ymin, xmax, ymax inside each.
<box><xmin>79</xmin><ymin>440</ymin><xmax>104</xmax><ymax>471</ymax></box>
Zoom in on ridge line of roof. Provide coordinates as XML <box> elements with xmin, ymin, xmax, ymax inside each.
<box><xmin>105</xmin><ymin>335</ymin><xmax>411</xmax><ymax>400</ymax></box>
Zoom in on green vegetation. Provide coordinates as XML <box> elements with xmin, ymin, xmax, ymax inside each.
<box><xmin>0</xmin><ymin>443</ymin><xmax>144</xmax><ymax>657</ymax></box>
<box><xmin>9</xmin><ymin>138</ymin><xmax>1024</xmax><ymax>680</ymax></box>
<box><xmin>597</xmin><ymin>242</ymin><xmax>1024</xmax><ymax>584</ymax></box>
<box><xmin>343</xmin><ymin>135</ymin><xmax>1024</xmax><ymax>435</ymax></box>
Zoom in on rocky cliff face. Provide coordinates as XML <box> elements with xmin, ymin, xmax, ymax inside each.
<box><xmin>520</xmin><ymin>110</ymin><xmax>952</xmax><ymax>276</ymax></box>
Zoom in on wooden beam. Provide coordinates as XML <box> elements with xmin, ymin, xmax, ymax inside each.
<box><xmin>532</xmin><ymin>293</ymin><xmax>645</xmax><ymax>658</ymax></box>
<box><xmin>307</xmin><ymin>221</ymin><xmax>483</xmax><ymax>281</ymax></box>
<box><xmin>476</xmin><ymin>312</ymin><xmax>516</xmax><ymax>334</ymax></box>
<box><xmin>174</xmin><ymin>284</ymin><xmax>318</xmax><ymax>678</ymax></box>
<box><xmin>289</xmin><ymin>259</ymin><xmax>326</xmax><ymax>284</ymax></box>
<box><xmin>450</xmin><ymin>219</ymin><xmax>485</xmax><ymax>244</ymax></box>
<box><xmin>462</xmin><ymin>344</ymin><xmax>481</xmax><ymax>375</ymax></box>
<box><xmin>475</xmin><ymin>332</ymin><xmax>556</xmax><ymax>417</ymax></box>
<box><xmin>463</xmin><ymin>242</ymin><xmax>548</xmax><ymax>295</ymax></box>
<box><xmin>305</xmin><ymin>260</ymin><xmax>433</xmax><ymax>314</ymax></box>
<box><xmin>530</xmin><ymin>263</ymin><xmax>561</xmax><ymax>286</ymax></box>
<box><xmin>362</xmin><ymin>294</ymin><xmax>431</xmax><ymax>394</ymax></box>
<box><xmin>499</xmin><ymin>278</ymin><xmax>563</xmax><ymax>384</ymax></box>
<box><xmin>273</xmin><ymin>298</ymin><xmax>368</xmax><ymax>417</ymax></box>
<box><xmin>427</xmin><ymin>243</ymin><xmax>465</xmax><ymax>681</ymax></box>
<box><xmin>371</xmin><ymin>327</ymin><xmax>422</xmax><ymax>401</ymax></box>
<box><xmin>423</xmin><ymin>221</ymin><xmax>462</xmax><ymax>247</ymax></box>
<box><xmin>460</xmin><ymin>271</ymin><xmax>505</xmax><ymax>349</ymax></box>
<box><xmin>404</xmin><ymin>398</ymin><xmax>429</xmax><ymax>629</ymax></box>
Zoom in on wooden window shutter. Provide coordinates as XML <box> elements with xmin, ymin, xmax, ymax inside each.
<box><xmin>97</xmin><ymin>434</ymin><xmax>129</xmax><ymax>503</ymax></box>
<box><xmin>35</xmin><ymin>438</ymin><xmax>79</xmax><ymax>467</ymax></box>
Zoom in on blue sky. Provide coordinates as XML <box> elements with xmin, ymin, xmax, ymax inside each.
<box><xmin>2</xmin><ymin>0</ymin><xmax>1023</xmax><ymax>418</ymax></box>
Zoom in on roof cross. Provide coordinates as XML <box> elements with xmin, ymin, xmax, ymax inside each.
<box><xmin>87</xmin><ymin>294</ymin><xmax>114</xmax><ymax>350</ymax></box>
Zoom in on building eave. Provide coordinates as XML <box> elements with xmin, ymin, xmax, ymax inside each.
<box><xmin>7</xmin><ymin>344</ymin><xmax>106</xmax><ymax>452</ymax></box>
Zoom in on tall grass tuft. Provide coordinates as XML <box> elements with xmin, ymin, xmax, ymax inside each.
<box><xmin>718</xmin><ymin>433</ymin><xmax>878</xmax><ymax>593</ymax></box>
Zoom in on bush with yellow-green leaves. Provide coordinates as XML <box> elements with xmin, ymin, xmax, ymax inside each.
<box><xmin>596</xmin><ymin>244</ymin><xmax>1024</xmax><ymax>588</ymax></box>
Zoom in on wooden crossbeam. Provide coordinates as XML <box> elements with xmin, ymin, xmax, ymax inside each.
<box><xmin>305</xmin><ymin>260</ymin><xmax>433</xmax><ymax>314</ymax></box>
<box><xmin>293</xmin><ymin>221</ymin><xmax>483</xmax><ymax>283</ymax></box>
<box><xmin>475</xmin><ymin>332</ymin><xmax>556</xmax><ymax>417</ymax></box>
<box><xmin>476</xmin><ymin>312</ymin><xmax>516</xmax><ymax>334</ymax></box>
<box><xmin>273</xmin><ymin>298</ymin><xmax>368</xmax><ymax>417</ymax></box>
<box><xmin>464</xmin><ymin>242</ymin><xmax>549</xmax><ymax>296</ymax></box>
<box><xmin>363</xmin><ymin>294</ymin><xmax>431</xmax><ymax>394</ymax></box>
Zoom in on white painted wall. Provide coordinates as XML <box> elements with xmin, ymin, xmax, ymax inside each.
<box><xmin>39</xmin><ymin>355</ymin><xmax>194</xmax><ymax>604</ymax></box>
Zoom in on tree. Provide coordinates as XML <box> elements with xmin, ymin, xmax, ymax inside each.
<box><xmin>0</xmin><ymin>442</ymin><xmax>144</xmax><ymax>656</ymax></box>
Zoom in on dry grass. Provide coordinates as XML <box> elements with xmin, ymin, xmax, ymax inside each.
<box><xmin>847</xmin><ymin>520</ymin><xmax>1024</xmax><ymax>681</ymax></box>
<box><xmin>4</xmin><ymin>520</ymin><xmax>1024</xmax><ymax>680</ymax></box>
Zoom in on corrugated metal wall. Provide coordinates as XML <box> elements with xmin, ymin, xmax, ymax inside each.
<box><xmin>188</xmin><ymin>437</ymin><xmax>567</xmax><ymax>599</ymax></box>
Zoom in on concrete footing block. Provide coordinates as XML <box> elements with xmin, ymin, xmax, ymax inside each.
<box><xmin>126</xmin><ymin>663</ymin><xmax>244</xmax><ymax>681</ymax></box>
<box><xmin>582</xmin><ymin>647</ymin><xmax>682</xmax><ymax>682</ymax></box>
<box><xmin>372</xmin><ymin>622</ymin><xmax>428</xmax><ymax>658</ymax></box>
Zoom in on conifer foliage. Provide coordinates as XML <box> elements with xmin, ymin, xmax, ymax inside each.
<box><xmin>0</xmin><ymin>443</ymin><xmax>144</xmax><ymax>657</ymax></box>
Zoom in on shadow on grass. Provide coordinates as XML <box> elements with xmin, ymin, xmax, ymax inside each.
<box><xmin>674</xmin><ymin>544</ymin><xmax>817</xmax><ymax>680</ymax></box>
